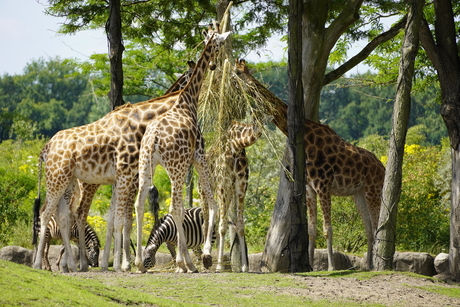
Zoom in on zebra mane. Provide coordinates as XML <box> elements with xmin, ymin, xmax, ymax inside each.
<box><xmin>145</xmin><ymin>214</ymin><xmax>171</xmax><ymax>246</ymax></box>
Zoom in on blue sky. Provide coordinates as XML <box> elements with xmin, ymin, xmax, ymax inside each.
<box><xmin>0</xmin><ymin>0</ymin><xmax>109</xmax><ymax>75</ymax></box>
<box><xmin>0</xmin><ymin>1</ymin><xmax>287</xmax><ymax>76</ymax></box>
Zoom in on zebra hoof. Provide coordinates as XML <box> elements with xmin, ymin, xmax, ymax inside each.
<box><xmin>202</xmin><ymin>254</ymin><xmax>212</xmax><ymax>269</ymax></box>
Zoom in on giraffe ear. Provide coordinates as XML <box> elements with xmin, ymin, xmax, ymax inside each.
<box><xmin>219</xmin><ymin>31</ymin><xmax>231</xmax><ymax>41</ymax></box>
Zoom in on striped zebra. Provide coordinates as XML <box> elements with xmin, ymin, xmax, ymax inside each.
<box><xmin>143</xmin><ymin>207</ymin><xmax>213</xmax><ymax>270</ymax></box>
<box><xmin>39</xmin><ymin>216</ymin><xmax>100</xmax><ymax>271</ymax></box>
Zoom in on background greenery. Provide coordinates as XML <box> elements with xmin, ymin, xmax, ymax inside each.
<box><xmin>0</xmin><ymin>57</ymin><xmax>450</xmax><ymax>258</ymax></box>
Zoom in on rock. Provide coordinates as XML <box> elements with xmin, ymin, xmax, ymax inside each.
<box><xmin>434</xmin><ymin>253</ymin><xmax>449</xmax><ymax>274</ymax></box>
<box><xmin>313</xmin><ymin>249</ymin><xmax>361</xmax><ymax>271</ymax></box>
<box><xmin>0</xmin><ymin>246</ymin><xmax>34</xmax><ymax>267</ymax></box>
<box><xmin>393</xmin><ymin>252</ymin><xmax>436</xmax><ymax>276</ymax></box>
<box><xmin>46</xmin><ymin>245</ymin><xmax>80</xmax><ymax>272</ymax></box>
<box><xmin>249</xmin><ymin>252</ymin><xmax>263</xmax><ymax>272</ymax></box>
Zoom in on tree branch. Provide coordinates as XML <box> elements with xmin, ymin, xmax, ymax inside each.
<box><xmin>419</xmin><ymin>17</ymin><xmax>443</xmax><ymax>74</ymax></box>
<box><xmin>323</xmin><ymin>15</ymin><xmax>407</xmax><ymax>85</ymax></box>
<box><xmin>324</xmin><ymin>0</ymin><xmax>364</xmax><ymax>52</ymax></box>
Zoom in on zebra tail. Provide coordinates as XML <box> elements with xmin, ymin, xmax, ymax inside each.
<box><xmin>32</xmin><ymin>158</ymin><xmax>43</xmax><ymax>245</ymax></box>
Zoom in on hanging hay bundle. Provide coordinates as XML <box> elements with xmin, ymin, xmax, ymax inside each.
<box><xmin>196</xmin><ymin>7</ymin><xmax>285</xmax><ymax>189</ymax></box>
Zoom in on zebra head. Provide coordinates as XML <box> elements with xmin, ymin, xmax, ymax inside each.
<box><xmin>143</xmin><ymin>244</ymin><xmax>158</xmax><ymax>270</ymax></box>
<box><xmin>87</xmin><ymin>244</ymin><xmax>100</xmax><ymax>267</ymax></box>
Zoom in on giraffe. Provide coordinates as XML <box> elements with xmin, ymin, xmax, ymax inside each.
<box><xmin>69</xmin><ymin>60</ymin><xmax>200</xmax><ymax>272</ymax></box>
<box><xmin>209</xmin><ymin>120</ymin><xmax>262</xmax><ymax>272</ymax></box>
<box><xmin>234</xmin><ymin>59</ymin><xmax>385</xmax><ymax>271</ymax></box>
<box><xmin>32</xmin><ymin>52</ymin><xmax>219</xmax><ymax>273</ymax></box>
<box><xmin>133</xmin><ymin>27</ymin><xmax>231</xmax><ymax>273</ymax></box>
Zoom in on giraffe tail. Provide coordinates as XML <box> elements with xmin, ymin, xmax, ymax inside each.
<box><xmin>148</xmin><ymin>185</ymin><xmax>160</xmax><ymax>228</ymax></box>
<box><xmin>32</xmin><ymin>158</ymin><xmax>43</xmax><ymax>245</ymax></box>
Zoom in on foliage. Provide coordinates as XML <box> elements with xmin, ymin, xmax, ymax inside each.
<box><xmin>0</xmin><ymin>57</ymin><xmax>99</xmax><ymax>140</ymax></box>
<box><xmin>244</xmin><ymin>129</ymin><xmax>286</xmax><ymax>250</ymax></box>
<box><xmin>0</xmin><ymin>139</ymin><xmax>46</xmax><ymax>247</ymax></box>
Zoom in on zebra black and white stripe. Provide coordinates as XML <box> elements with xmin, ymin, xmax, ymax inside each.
<box><xmin>143</xmin><ymin>207</ymin><xmax>213</xmax><ymax>270</ymax></box>
<box><xmin>40</xmin><ymin>216</ymin><xmax>100</xmax><ymax>271</ymax></box>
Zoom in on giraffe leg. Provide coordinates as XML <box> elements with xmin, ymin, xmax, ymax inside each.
<box><xmin>193</xmin><ymin>152</ymin><xmax>217</xmax><ymax>270</ymax></box>
<box><xmin>306</xmin><ymin>185</ymin><xmax>318</xmax><ymax>270</ymax></box>
<box><xmin>170</xmin><ymin>177</ymin><xmax>197</xmax><ymax>273</ymax></box>
<box><xmin>76</xmin><ymin>182</ymin><xmax>99</xmax><ymax>272</ymax></box>
<box><xmin>134</xmin><ymin>142</ymin><xmax>157</xmax><ymax>273</ymax></box>
<box><xmin>318</xmin><ymin>192</ymin><xmax>334</xmax><ymax>271</ymax></box>
<box><xmin>235</xmin><ymin>182</ymin><xmax>248</xmax><ymax>273</ymax></box>
<box><xmin>112</xmin><ymin>179</ymin><xmax>131</xmax><ymax>272</ymax></box>
<box><xmin>122</xmin><ymin>189</ymin><xmax>135</xmax><ymax>272</ymax></box>
<box><xmin>353</xmin><ymin>191</ymin><xmax>374</xmax><ymax>270</ymax></box>
<box><xmin>101</xmin><ymin>186</ymin><xmax>117</xmax><ymax>271</ymax></box>
<box><xmin>216</xmin><ymin>182</ymin><xmax>230</xmax><ymax>273</ymax></box>
<box><xmin>55</xmin><ymin>180</ymin><xmax>78</xmax><ymax>272</ymax></box>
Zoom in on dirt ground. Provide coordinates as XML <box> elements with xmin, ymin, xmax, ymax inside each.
<box><xmin>287</xmin><ymin>273</ymin><xmax>459</xmax><ymax>306</ymax></box>
<box><xmin>68</xmin><ymin>269</ymin><xmax>460</xmax><ymax>306</ymax></box>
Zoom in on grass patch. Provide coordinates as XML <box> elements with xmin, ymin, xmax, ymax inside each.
<box><xmin>1</xmin><ymin>260</ymin><xmax>371</xmax><ymax>307</ymax></box>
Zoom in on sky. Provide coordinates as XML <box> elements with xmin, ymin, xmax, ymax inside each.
<box><xmin>0</xmin><ymin>0</ymin><xmax>287</xmax><ymax>76</ymax></box>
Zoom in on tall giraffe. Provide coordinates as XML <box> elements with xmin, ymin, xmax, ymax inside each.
<box><xmin>32</xmin><ymin>50</ymin><xmax>220</xmax><ymax>273</ymax></box>
<box><xmin>69</xmin><ymin>60</ymin><xmax>199</xmax><ymax>272</ymax></box>
<box><xmin>133</xmin><ymin>27</ymin><xmax>231</xmax><ymax>273</ymax></box>
<box><xmin>235</xmin><ymin>59</ymin><xmax>385</xmax><ymax>271</ymax></box>
<box><xmin>209</xmin><ymin>120</ymin><xmax>262</xmax><ymax>272</ymax></box>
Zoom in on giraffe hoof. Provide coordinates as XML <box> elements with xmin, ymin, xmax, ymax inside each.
<box><xmin>202</xmin><ymin>254</ymin><xmax>212</xmax><ymax>269</ymax></box>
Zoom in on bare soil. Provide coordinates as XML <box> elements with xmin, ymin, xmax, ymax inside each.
<box><xmin>67</xmin><ymin>269</ymin><xmax>460</xmax><ymax>306</ymax></box>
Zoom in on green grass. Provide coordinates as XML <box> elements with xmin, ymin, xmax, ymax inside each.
<box><xmin>1</xmin><ymin>260</ymin><xmax>459</xmax><ymax>307</ymax></box>
<box><xmin>0</xmin><ymin>260</ymin><xmax>369</xmax><ymax>307</ymax></box>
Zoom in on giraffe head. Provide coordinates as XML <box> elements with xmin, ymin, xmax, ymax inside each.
<box><xmin>202</xmin><ymin>23</ymin><xmax>231</xmax><ymax>70</ymax></box>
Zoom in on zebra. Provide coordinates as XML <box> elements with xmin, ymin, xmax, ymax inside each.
<box><xmin>143</xmin><ymin>207</ymin><xmax>214</xmax><ymax>270</ymax></box>
<box><xmin>37</xmin><ymin>216</ymin><xmax>100</xmax><ymax>271</ymax></box>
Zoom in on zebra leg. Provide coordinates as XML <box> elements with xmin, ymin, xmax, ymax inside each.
<box><xmin>166</xmin><ymin>242</ymin><xmax>177</xmax><ymax>263</ymax></box>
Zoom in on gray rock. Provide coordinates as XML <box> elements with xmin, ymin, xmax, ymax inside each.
<box><xmin>313</xmin><ymin>249</ymin><xmax>361</xmax><ymax>271</ymax></box>
<box><xmin>0</xmin><ymin>246</ymin><xmax>34</xmax><ymax>267</ymax></box>
<box><xmin>434</xmin><ymin>253</ymin><xmax>449</xmax><ymax>274</ymax></box>
<box><xmin>393</xmin><ymin>251</ymin><xmax>436</xmax><ymax>276</ymax></box>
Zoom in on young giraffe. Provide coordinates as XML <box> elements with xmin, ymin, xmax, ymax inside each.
<box><xmin>32</xmin><ymin>51</ymin><xmax>217</xmax><ymax>273</ymax></box>
<box><xmin>211</xmin><ymin>120</ymin><xmax>262</xmax><ymax>272</ymax></box>
<box><xmin>235</xmin><ymin>59</ymin><xmax>385</xmax><ymax>271</ymax></box>
<box><xmin>133</xmin><ymin>28</ymin><xmax>231</xmax><ymax>273</ymax></box>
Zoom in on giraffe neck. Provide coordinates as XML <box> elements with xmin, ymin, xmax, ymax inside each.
<box><xmin>228</xmin><ymin>122</ymin><xmax>261</xmax><ymax>152</ymax></box>
<box><xmin>180</xmin><ymin>37</ymin><xmax>215</xmax><ymax>107</ymax></box>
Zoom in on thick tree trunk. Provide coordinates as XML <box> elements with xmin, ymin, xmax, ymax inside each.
<box><xmin>261</xmin><ymin>0</ymin><xmax>310</xmax><ymax>273</ymax></box>
<box><xmin>419</xmin><ymin>0</ymin><xmax>460</xmax><ymax>280</ymax></box>
<box><xmin>450</xmin><ymin>147</ymin><xmax>460</xmax><ymax>279</ymax></box>
<box><xmin>106</xmin><ymin>0</ymin><xmax>125</xmax><ymax>110</ymax></box>
<box><xmin>373</xmin><ymin>0</ymin><xmax>423</xmax><ymax>270</ymax></box>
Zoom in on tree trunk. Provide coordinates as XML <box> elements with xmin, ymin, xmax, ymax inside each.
<box><xmin>373</xmin><ymin>0</ymin><xmax>423</xmax><ymax>270</ymax></box>
<box><xmin>261</xmin><ymin>0</ymin><xmax>310</xmax><ymax>273</ymax></box>
<box><xmin>106</xmin><ymin>0</ymin><xmax>125</xmax><ymax>110</ymax></box>
<box><xmin>418</xmin><ymin>0</ymin><xmax>460</xmax><ymax>280</ymax></box>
